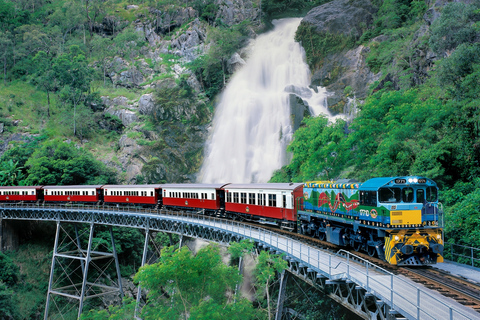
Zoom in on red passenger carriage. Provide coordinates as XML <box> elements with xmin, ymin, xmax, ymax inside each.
<box><xmin>103</xmin><ymin>184</ymin><xmax>163</xmax><ymax>206</ymax></box>
<box><xmin>224</xmin><ymin>183</ymin><xmax>303</xmax><ymax>229</ymax></box>
<box><xmin>43</xmin><ymin>185</ymin><xmax>102</xmax><ymax>203</ymax></box>
<box><xmin>0</xmin><ymin>186</ymin><xmax>43</xmax><ymax>202</ymax></box>
<box><xmin>162</xmin><ymin>184</ymin><xmax>228</xmax><ymax>212</ymax></box>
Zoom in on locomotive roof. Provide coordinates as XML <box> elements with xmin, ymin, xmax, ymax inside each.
<box><xmin>225</xmin><ymin>183</ymin><xmax>303</xmax><ymax>191</ymax></box>
<box><xmin>360</xmin><ymin>176</ymin><xmax>434</xmax><ymax>190</ymax></box>
<box><xmin>43</xmin><ymin>185</ymin><xmax>103</xmax><ymax>189</ymax></box>
<box><xmin>161</xmin><ymin>183</ymin><xmax>229</xmax><ymax>189</ymax></box>
<box><xmin>102</xmin><ymin>184</ymin><xmax>164</xmax><ymax>189</ymax></box>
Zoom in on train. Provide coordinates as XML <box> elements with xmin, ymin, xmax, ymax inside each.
<box><xmin>0</xmin><ymin>176</ymin><xmax>444</xmax><ymax>266</ymax></box>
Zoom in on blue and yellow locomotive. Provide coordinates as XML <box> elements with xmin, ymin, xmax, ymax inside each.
<box><xmin>297</xmin><ymin>176</ymin><xmax>444</xmax><ymax>266</ymax></box>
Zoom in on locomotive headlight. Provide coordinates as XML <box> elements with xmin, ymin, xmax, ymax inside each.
<box><xmin>408</xmin><ymin>178</ymin><xmax>413</xmax><ymax>183</ymax></box>
<box><xmin>437</xmin><ymin>234</ymin><xmax>441</xmax><ymax>239</ymax></box>
<box><xmin>395</xmin><ymin>236</ymin><xmax>399</xmax><ymax>241</ymax></box>
<box><xmin>413</xmin><ymin>178</ymin><xmax>418</xmax><ymax>183</ymax></box>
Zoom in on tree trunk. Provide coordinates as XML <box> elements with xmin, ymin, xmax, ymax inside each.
<box><xmin>46</xmin><ymin>90</ymin><xmax>50</xmax><ymax>117</ymax></box>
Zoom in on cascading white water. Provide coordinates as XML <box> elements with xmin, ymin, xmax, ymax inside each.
<box><xmin>198</xmin><ymin>18</ymin><xmax>335</xmax><ymax>184</ymax></box>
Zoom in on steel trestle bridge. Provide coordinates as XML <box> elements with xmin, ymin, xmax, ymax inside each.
<box><xmin>0</xmin><ymin>203</ymin><xmax>477</xmax><ymax>320</ymax></box>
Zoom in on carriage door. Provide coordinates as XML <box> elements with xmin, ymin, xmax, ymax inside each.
<box><xmin>217</xmin><ymin>190</ymin><xmax>225</xmax><ymax>209</ymax></box>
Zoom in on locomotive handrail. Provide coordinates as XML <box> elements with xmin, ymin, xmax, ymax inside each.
<box><xmin>0</xmin><ymin>203</ymin><xmax>475</xmax><ymax>320</ymax></box>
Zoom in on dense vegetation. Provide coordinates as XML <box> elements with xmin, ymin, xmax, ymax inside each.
<box><xmin>273</xmin><ymin>0</ymin><xmax>480</xmax><ymax>252</ymax></box>
<box><xmin>1</xmin><ymin>0</ymin><xmax>480</xmax><ymax>317</ymax></box>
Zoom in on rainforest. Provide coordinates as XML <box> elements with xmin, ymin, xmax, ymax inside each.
<box><xmin>1</xmin><ymin>0</ymin><xmax>480</xmax><ymax>318</ymax></box>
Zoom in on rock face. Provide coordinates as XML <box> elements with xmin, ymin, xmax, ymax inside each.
<box><xmin>302</xmin><ymin>0</ymin><xmax>379</xmax><ymax>110</ymax></box>
<box><xmin>170</xmin><ymin>19</ymin><xmax>207</xmax><ymax>61</ymax></box>
<box><xmin>302</xmin><ymin>0</ymin><xmax>377</xmax><ymax>38</ymax></box>
<box><xmin>215</xmin><ymin>0</ymin><xmax>262</xmax><ymax>27</ymax></box>
<box><xmin>311</xmin><ymin>45</ymin><xmax>381</xmax><ymax>108</ymax></box>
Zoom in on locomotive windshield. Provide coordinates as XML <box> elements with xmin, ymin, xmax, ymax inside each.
<box><xmin>379</xmin><ymin>186</ymin><xmax>437</xmax><ymax>203</ymax></box>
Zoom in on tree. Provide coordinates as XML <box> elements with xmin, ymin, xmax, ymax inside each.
<box><xmin>254</xmin><ymin>251</ymin><xmax>288</xmax><ymax>320</ymax></box>
<box><xmin>0</xmin><ymin>159</ymin><xmax>25</xmax><ymax>186</ymax></box>
<box><xmin>0</xmin><ymin>31</ymin><xmax>12</xmax><ymax>85</ymax></box>
<box><xmin>429</xmin><ymin>2</ymin><xmax>480</xmax><ymax>55</ymax></box>
<box><xmin>91</xmin><ymin>35</ymin><xmax>116</xmax><ymax>86</ymax></box>
<box><xmin>271</xmin><ymin>116</ymin><xmax>349</xmax><ymax>182</ymax></box>
<box><xmin>134</xmin><ymin>244</ymin><xmax>258</xmax><ymax>320</ymax></box>
<box><xmin>0</xmin><ymin>281</ymin><xmax>18</xmax><ymax>320</ymax></box>
<box><xmin>32</xmin><ymin>50</ymin><xmax>56</xmax><ymax>116</ymax></box>
<box><xmin>53</xmin><ymin>45</ymin><xmax>95</xmax><ymax>137</ymax></box>
<box><xmin>24</xmin><ymin>139</ymin><xmax>117</xmax><ymax>185</ymax></box>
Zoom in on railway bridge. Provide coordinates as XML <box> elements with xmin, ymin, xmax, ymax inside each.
<box><xmin>0</xmin><ymin>203</ymin><xmax>477</xmax><ymax>320</ymax></box>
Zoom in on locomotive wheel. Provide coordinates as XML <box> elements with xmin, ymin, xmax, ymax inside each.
<box><xmin>367</xmin><ymin>245</ymin><xmax>376</xmax><ymax>257</ymax></box>
<box><xmin>354</xmin><ymin>242</ymin><xmax>363</xmax><ymax>252</ymax></box>
<box><xmin>318</xmin><ymin>232</ymin><xmax>326</xmax><ymax>241</ymax></box>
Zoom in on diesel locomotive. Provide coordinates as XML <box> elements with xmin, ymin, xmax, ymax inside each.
<box><xmin>0</xmin><ymin>176</ymin><xmax>444</xmax><ymax>266</ymax></box>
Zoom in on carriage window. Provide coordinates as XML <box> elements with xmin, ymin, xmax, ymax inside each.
<box><xmin>283</xmin><ymin>195</ymin><xmax>287</xmax><ymax>208</ymax></box>
<box><xmin>233</xmin><ymin>192</ymin><xmax>239</xmax><ymax>203</ymax></box>
<box><xmin>379</xmin><ymin>188</ymin><xmax>401</xmax><ymax>203</ymax></box>
<box><xmin>151</xmin><ymin>192</ymin><xmax>153</xmax><ymax>196</ymax></box>
<box><xmin>268</xmin><ymin>194</ymin><xmax>276</xmax><ymax>207</ymax></box>
<box><xmin>258</xmin><ymin>193</ymin><xmax>266</xmax><ymax>206</ymax></box>
<box><xmin>360</xmin><ymin>191</ymin><xmax>377</xmax><ymax>206</ymax></box>
<box><xmin>249</xmin><ymin>193</ymin><xmax>255</xmax><ymax>205</ymax></box>
<box><xmin>426</xmin><ymin>186</ymin><xmax>437</xmax><ymax>202</ymax></box>
<box><xmin>402</xmin><ymin>187</ymin><xmax>414</xmax><ymax>203</ymax></box>
<box><xmin>241</xmin><ymin>193</ymin><xmax>247</xmax><ymax>204</ymax></box>
<box><xmin>226</xmin><ymin>192</ymin><xmax>231</xmax><ymax>203</ymax></box>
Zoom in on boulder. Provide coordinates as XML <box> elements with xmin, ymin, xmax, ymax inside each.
<box><xmin>302</xmin><ymin>0</ymin><xmax>377</xmax><ymax>38</ymax></box>
<box><xmin>138</xmin><ymin>93</ymin><xmax>155</xmax><ymax>115</ymax></box>
<box><xmin>227</xmin><ymin>52</ymin><xmax>246</xmax><ymax>74</ymax></box>
<box><xmin>105</xmin><ymin>107</ymin><xmax>139</xmax><ymax>126</ymax></box>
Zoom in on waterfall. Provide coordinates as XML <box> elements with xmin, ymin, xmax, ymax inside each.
<box><xmin>198</xmin><ymin>18</ymin><xmax>336</xmax><ymax>184</ymax></box>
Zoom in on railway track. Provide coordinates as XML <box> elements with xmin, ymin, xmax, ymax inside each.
<box><xmin>398</xmin><ymin>267</ymin><xmax>480</xmax><ymax>312</ymax></box>
<box><xmin>243</xmin><ymin>220</ymin><xmax>480</xmax><ymax>314</ymax></box>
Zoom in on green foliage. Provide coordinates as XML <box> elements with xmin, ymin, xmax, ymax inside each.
<box><xmin>130</xmin><ymin>244</ymin><xmax>256</xmax><ymax>320</ymax></box>
<box><xmin>261</xmin><ymin>0</ymin><xmax>325</xmax><ymax>18</ymax></box>
<box><xmin>189</xmin><ymin>23</ymin><xmax>250</xmax><ymax>99</ymax></box>
<box><xmin>0</xmin><ymin>281</ymin><xmax>19</xmax><ymax>320</ymax></box>
<box><xmin>0</xmin><ymin>159</ymin><xmax>25</xmax><ymax>186</ymax></box>
<box><xmin>82</xmin><ymin>297</ymin><xmax>137</xmax><ymax>320</ymax></box>
<box><xmin>24</xmin><ymin>139</ymin><xmax>117</xmax><ymax>185</ymax></box>
<box><xmin>271</xmin><ymin>116</ymin><xmax>349</xmax><ymax>182</ymax></box>
<box><xmin>429</xmin><ymin>2</ymin><xmax>480</xmax><ymax>55</ymax></box>
<box><xmin>436</xmin><ymin>43</ymin><xmax>480</xmax><ymax>99</ymax></box>
<box><xmin>444</xmin><ymin>184</ymin><xmax>480</xmax><ymax>248</ymax></box>
<box><xmin>228</xmin><ymin>239</ymin><xmax>255</xmax><ymax>260</ymax></box>
<box><xmin>0</xmin><ymin>252</ymin><xmax>19</xmax><ymax>286</ymax></box>
<box><xmin>295</xmin><ymin>23</ymin><xmax>355</xmax><ymax>69</ymax></box>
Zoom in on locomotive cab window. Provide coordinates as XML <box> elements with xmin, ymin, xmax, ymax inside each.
<box><xmin>402</xmin><ymin>187</ymin><xmax>414</xmax><ymax>203</ymax></box>
<box><xmin>379</xmin><ymin>188</ymin><xmax>401</xmax><ymax>203</ymax></box>
<box><xmin>360</xmin><ymin>191</ymin><xmax>377</xmax><ymax>206</ymax></box>
<box><xmin>416</xmin><ymin>189</ymin><xmax>425</xmax><ymax>203</ymax></box>
<box><xmin>426</xmin><ymin>186</ymin><xmax>437</xmax><ymax>202</ymax></box>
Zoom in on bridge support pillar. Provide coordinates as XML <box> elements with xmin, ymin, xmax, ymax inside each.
<box><xmin>275</xmin><ymin>270</ymin><xmax>289</xmax><ymax>320</ymax></box>
<box><xmin>135</xmin><ymin>228</ymin><xmax>150</xmax><ymax>317</ymax></box>
<box><xmin>44</xmin><ymin>222</ymin><xmax>123</xmax><ymax>320</ymax></box>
